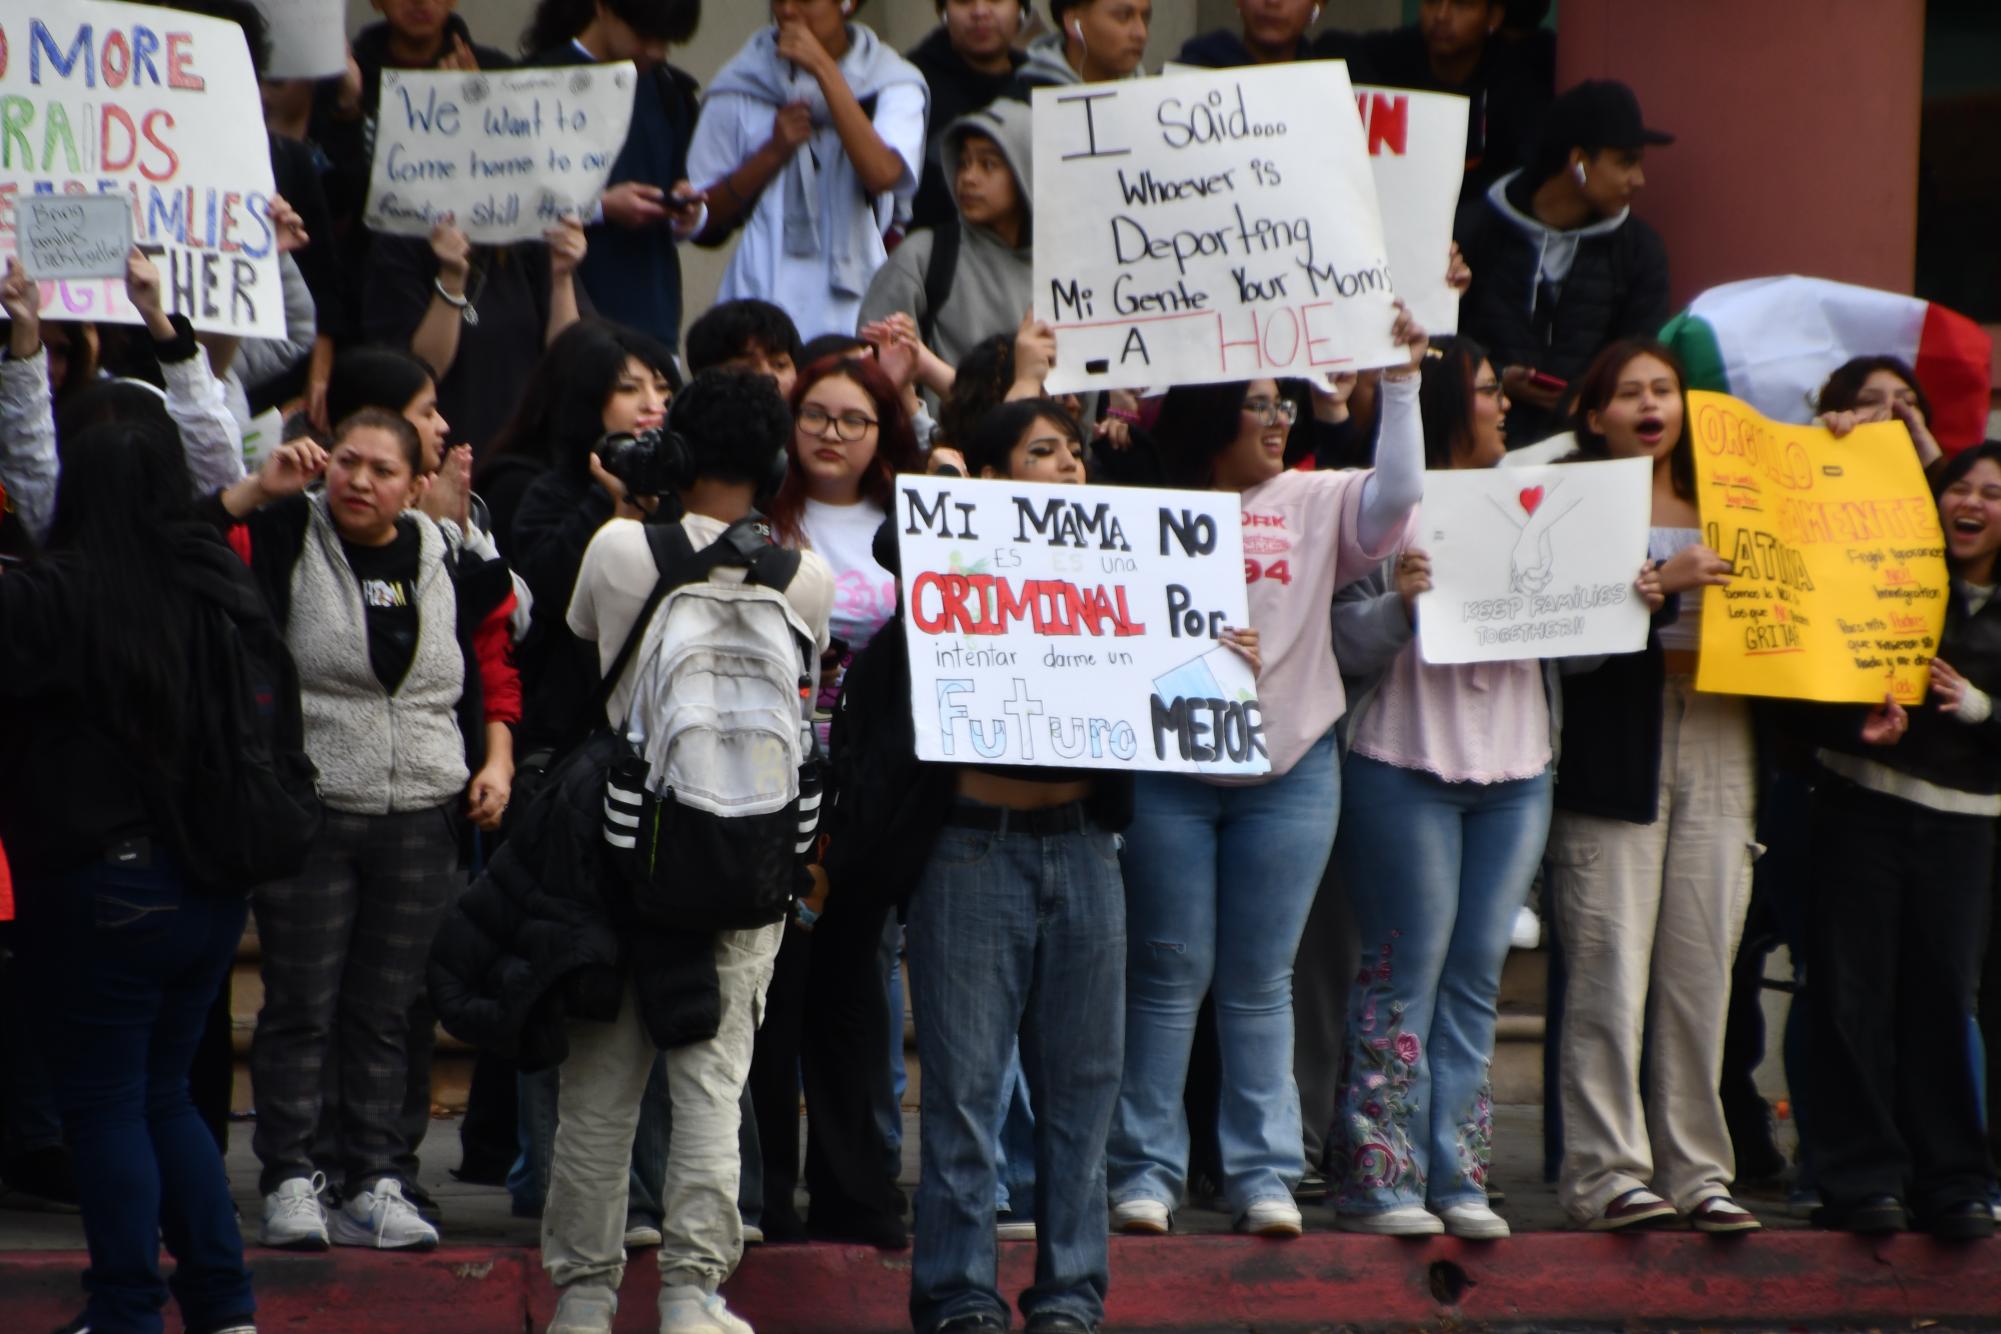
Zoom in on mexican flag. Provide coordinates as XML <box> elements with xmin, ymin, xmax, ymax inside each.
<box><xmin>1660</xmin><ymin>276</ymin><xmax>1993</xmax><ymax>450</ymax></box>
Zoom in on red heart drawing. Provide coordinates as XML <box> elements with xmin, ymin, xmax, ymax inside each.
<box><xmin>1518</xmin><ymin>486</ymin><xmax>1544</xmax><ymax>517</ymax></box>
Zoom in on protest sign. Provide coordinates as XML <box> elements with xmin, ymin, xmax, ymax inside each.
<box><xmin>0</xmin><ymin>0</ymin><xmax>286</xmax><ymax>337</ymax></box>
<box><xmin>896</xmin><ymin>475</ymin><xmax>1268</xmax><ymax>777</ymax></box>
<box><xmin>366</xmin><ymin>65</ymin><xmax>638</xmax><ymax>245</ymax></box>
<box><xmin>1032</xmin><ymin>63</ymin><xmax>1404</xmax><ymax>397</ymax></box>
<box><xmin>1354</xmin><ymin>85</ymin><xmax>1465</xmax><ymax>335</ymax></box>
<box><xmin>17</xmin><ymin>193</ymin><xmax>131</xmax><ymax>279</ymax></box>
<box><xmin>1689</xmin><ymin>390</ymin><xmax>1947</xmax><ymax>704</ymax></box>
<box><xmin>248</xmin><ymin>0</ymin><xmax>344</xmax><ymax>79</ymax></box>
<box><xmin>1416</xmin><ymin>457</ymin><xmax>1652</xmax><ymax>664</ymax></box>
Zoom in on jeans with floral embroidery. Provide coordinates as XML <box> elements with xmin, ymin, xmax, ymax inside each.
<box><xmin>1330</xmin><ymin>756</ymin><xmax>1552</xmax><ymax>1213</ymax></box>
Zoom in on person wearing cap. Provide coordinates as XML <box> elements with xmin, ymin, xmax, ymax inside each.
<box><xmin>1455</xmin><ymin>79</ymin><xmax>1673</xmax><ymax>447</ymax></box>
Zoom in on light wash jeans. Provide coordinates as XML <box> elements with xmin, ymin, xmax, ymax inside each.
<box><xmin>1109</xmin><ymin>731</ymin><xmax>1339</xmax><ymax>1216</ymax></box>
<box><xmin>542</xmin><ymin>923</ymin><xmax>781</xmax><ymax>1295</ymax></box>
<box><xmin>906</xmin><ymin>813</ymin><xmax>1125</xmax><ymax>1334</ymax></box>
<box><xmin>1330</xmin><ymin>756</ymin><xmax>1553</xmax><ymax>1213</ymax></box>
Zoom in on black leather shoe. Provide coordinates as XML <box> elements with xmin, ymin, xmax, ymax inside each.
<box><xmin>1815</xmin><ymin>1195</ymin><xmax>1907</xmax><ymax>1234</ymax></box>
<box><xmin>1926</xmin><ymin>1200</ymin><xmax>1996</xmax><ymax>1242</ymax></box>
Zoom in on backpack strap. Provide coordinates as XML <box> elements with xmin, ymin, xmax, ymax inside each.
<box><xmin>916</xmin><ymin>222</ymin><xmax>961</xmax><ymax>351</ymax></box>
<box><xmin>584</xmin><ymin>523</ymin><xmax>697</xmax><ymax>722</ymax></box>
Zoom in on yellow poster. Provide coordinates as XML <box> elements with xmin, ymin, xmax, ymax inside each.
<box><xmin>1689</xmin><ymin>391</ymin><xmax>1947</xmax><ymax>705</ymax></box>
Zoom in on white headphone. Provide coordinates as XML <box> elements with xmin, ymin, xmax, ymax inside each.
<box><xmin>1573</xmin><ymin>161</ymin><xmax>1588</xmax><ymax>186</ymax></box>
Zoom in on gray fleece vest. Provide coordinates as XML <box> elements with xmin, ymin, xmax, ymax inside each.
<box><xmin>289</xmin><ymin>497</ymin><xmax>468</xmax><ymax>815</ymax></box>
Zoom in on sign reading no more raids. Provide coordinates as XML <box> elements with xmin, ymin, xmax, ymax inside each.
<box><xmin>0</xmin><ymin>0</ymin><xmax>286</xmax><ymax>337</ymax></box>
<box><xmin>897</xmin><ymin>476</ymin><xmax>1269</xmax><ymax>777</ymax></box>
<box><xmin>1416</xmin><ymin>458</ymin><xmax>1653</xmax><ymax>664</ymax></box>
<box><xmin>1689</xmin><ymin>391</ymin><xmax>1948</xmax><ymax>705</ymax></box>
<box><xmin>366</xmin><ymin>65</ymin><xmax>638</xmax><ymax>245</ymax></box>
<box><xmin>1032</xmin><ymin>63</ymin><xmax>1405</xmax><ymax>396</ymax></box>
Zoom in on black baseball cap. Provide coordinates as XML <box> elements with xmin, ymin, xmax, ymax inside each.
<box><xmin>1543</xmin><ymin>79</ymin><xmax>1675</xmax><ymax>154</ymax></box>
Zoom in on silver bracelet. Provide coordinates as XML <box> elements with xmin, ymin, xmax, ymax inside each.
<box><xmin>433</xmin><ymin>277</ymin><xmax>478</xmax><ymax>327</ymax></box>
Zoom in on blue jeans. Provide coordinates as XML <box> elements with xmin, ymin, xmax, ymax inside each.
<box><xmin>14</xmin><ymin>851</ymin><xmax>253</xmax><ymax>1334</ymax></box>
<box><xmin>1330</xmin><ymin>756</ymin><xmax>1552</xmax><ymax>1212</ymax></box>
<box><xmin>513</xmin><ymin>1063</ymin><xmax>760</xmax><ymax>1228</ymax></box>
<box><xmin>1110</xmin><ymin>732</ymin><xmax>1339</xmax><ymax>1214</ymax></box>
<box><xmin>994</xmin><ymin>1048</ymin><xmax>1036</xmax><ymax>1216</ymax></box>
<box><xmin>906</xmin><ymin>812</ymin><xmax>1125</xmax><ymax>1334</ymax></box>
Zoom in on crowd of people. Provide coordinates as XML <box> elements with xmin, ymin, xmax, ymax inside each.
<box><xmin>0</xmin><ymin>3</ymin><xmax>1993</xmax><ymax>1334</ymax></box>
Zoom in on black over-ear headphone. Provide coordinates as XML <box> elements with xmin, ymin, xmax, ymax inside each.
<box><xmin>595</xmin><ymin>389</ymin><xmax>790</xmax><ymax>501</ymax></box>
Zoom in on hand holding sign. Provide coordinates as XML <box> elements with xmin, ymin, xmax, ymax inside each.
<box><xmin>1</xmin><ymin>260</ymin><xmax>38</xmax><ymax>359</ymax></box>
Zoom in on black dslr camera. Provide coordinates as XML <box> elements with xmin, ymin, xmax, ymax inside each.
<box><xmin>595</xmin><ymin>427</ymin><xmax>684</xmax><ymax>499</ymax></box>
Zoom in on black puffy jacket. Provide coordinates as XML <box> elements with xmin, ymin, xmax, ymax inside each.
<box><xmin>427</xmin><ymin>733</ymin><xmax>722</xmax><ymax>1070</ymax></box>
<box><xmin>1457</xmin><ymin>173</ymin><xmax>1671</xmax><ymax>445</ymax></box>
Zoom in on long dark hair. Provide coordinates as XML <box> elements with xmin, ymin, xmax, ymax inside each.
<box><xmin>523</xmin><ymin>0</ymin><xmax>700</xmax><ymax>54</ymax></box>
<box><xmin>964</xmin><ymin>398</ymin><xmax>1085</xmax><ymax>478</ymax></box>
<box><xmin>327</xmin><ymin>348</ymin><xmax>435</xmax><ymax>436</ymax></box>
<box><xmin>767</xmin><ymin>355</ymin><xmax>923</xmax><ymax>545</ymax></box>
<box><xmin>1815</xmin><ymin>354</ymin><xmax>1934</xmax><ymax>425</ymax></box>
<box><xmin>1418</xmin><ymin>335</ymin><xmax>1490</xmax><ymax>469</ymax></box>
<box><xmin>1935</xmin><ymin>441</ymin><xmax>2001</xmax><ymax>575</ymax></box>
<box><xmin>1568</xmin><ymin>338</ymin><xmax>1695</xmax><ymax>501</ymax></box>
<box><xmin>46</xmin><ymin>419</ymin><xmax>194</xmax><ymax>771</ymax></box>
<box><xmin>935</xmin><ymin>334</ymin><xmax>1015</xmax><ymax>450</ymax></box>
<box><xmin>1152</xmin><ymin>380</ymin><xmax>1255</xmax><ymax>490</ymax></box>
<box><xmin>482</xmin><ymin>319</ymin><xmax>679</xmax><ymax>481</ymax></box>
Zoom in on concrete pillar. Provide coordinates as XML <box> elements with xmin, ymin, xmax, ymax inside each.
<box><xmin>1555</xmin><ymin>0</ymin><xmax>1924</xmax><ymax>309</ymax></box>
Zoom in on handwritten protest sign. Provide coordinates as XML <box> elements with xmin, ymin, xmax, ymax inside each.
<box><xmin>1032</xmin><ymin>63</ymin><xmax>1403</xmax><ymax>396</ymax></box>
<box><xmin>248</xmin><ymin>0</ymin><xmax>345</xmax><ymax>79</ymax></box>
<box><xmin>1355</xmin><ymin>85</ymin><xmax>1465</xmax><ymax>335</ymax></box>
<box><xmin>897</xmin><ymin>476</ymin><xmax>1268</xmax><ymax>777</ymax></box>
<box><xmin>1689</xmin><ymin>390</ymin><xmax>1947</xmax><ymax>704</ymax></box>
<box><xmin>0</xmin><ymin>0</ymin><xmax>286</xmax><ymax>337</ymax></box>
<box><xmin>17</xmin><ymin>194</ymin><xmax>131</xmax><ymax>279</ymax></box>
<box><xmin>1416</xmin><ymin>458</ymin><xmax>1651</xmax><ymax>663</ymax></box>
<box><xmin>366</xmin><ymin>65</ymin><xmax>638</xmax><ymax>245</ymax></box>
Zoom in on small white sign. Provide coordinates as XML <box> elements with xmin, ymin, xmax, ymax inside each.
<box><xmin>1416</xmin><ymin>458</ymin><xmax>1653</xmax><ymax>664</ymax></box>
<box><xmin>250</xmin><ymin>0</ymin><xmax>346</xmax><ymax>79</ymax></box>
<box><xmin>366</xmin><ymin>65</ymin><xmax>640</xmax><ymax>244</ymax></box>
<box><xmin>17</xmin><ymin>195</ymin><xmax>132</xmax><ymax>280</ymax></box>
<box><xmin>1032</xmin><ymin>63</ymin><xmax>1405</xmax><ymax>396</ymax></box>
<box><xmin>1354</xmin><ymin>84</ymin><xmax>1467</xmax><ymax>336</ymax></box>
<box><xmin>897</xmin><ymin>475</ymin><xmax>1269</xmax><ymax>776</ymax></box>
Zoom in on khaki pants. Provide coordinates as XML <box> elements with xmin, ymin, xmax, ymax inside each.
<box><xmin>1547</xmin><ymin>680</ymin><xmax>1756</xmax><ymax>1221</ymax></box>
<box><xmin>542</xmin><ymin>923</ymin><xmax>782</xmax><ymax>1294</ymax></box>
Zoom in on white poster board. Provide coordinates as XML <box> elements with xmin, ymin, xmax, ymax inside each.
<box><xmin>366</xmin><ymin>65</ymin><xmax>639</xmax><ymax>244</ymax></box>
<box><xmin>1032</xmin><ymin>63</ymin><xmax>1404</xmax><ymax>396</ymax></box>
<box><xmin>249</xmin><ymin>0</ymin><xmax>346</xmax><ymax>79</ymax></box>
<box><xmin>897</xmin><ymin>476</ymin><xmax>1269</xmax><ymax>776</ymax></box>
<box><xmin>17</xmin><ymin>194</ymin><xmax>132</xmax><ymax>279</ymax></box>
<box><xmin>1415</xmin><ymin>458</ymin><xmax>1653</xmax><ymax>663</ymax></box>
<box><xmin>1354</xmin><ymin>85</ymin><xmax>1466</xmax><ymax>335</ymax></box>
<box><xmin>0</xmin><ymin>0</ymin><xmax>286</xmax><ymax>337</ymax></box>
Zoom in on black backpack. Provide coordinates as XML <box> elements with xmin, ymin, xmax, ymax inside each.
<box><xmin>916</xmin><ymin>221</ymin><xmax>962</xmax><ymax>350</ymax></box>
<box><xmin>171</xmin><ymin>561</ymin><xmax>323</xmax><ymax>891</ymax></box>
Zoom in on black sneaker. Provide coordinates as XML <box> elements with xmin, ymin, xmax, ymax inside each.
<box><xmin>1926</xmin><ymin>1200</ymin><xmax>1996</xmax><ymax>1243</ymax></box>
<box><xmin>1815</xmin><ymin>1195</ymin><xmax>1907</xmax><ymax>1234</ymax></box>
<box><xmin>1025</xmin><ymin>1316</ymin><xmax>1096</xmax><ymax>1333</ymax></box>
<box><xmin>936</xmin><ymin>1314</ymin><xmax>1007</xmax><ymax>1332</ymax></box>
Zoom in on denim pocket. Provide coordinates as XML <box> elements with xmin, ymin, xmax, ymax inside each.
<box><xmin>92</xmin><ymin>891</ymin><xmax>180</xmax><ymax>932</ymax></box>
<box><xmin>928</xmin><ymin>828</ymin><xmax>994</xmax><ymax>868</ymax></box>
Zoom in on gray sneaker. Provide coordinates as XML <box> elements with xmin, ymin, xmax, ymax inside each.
<box><xmin>659</xmin><ymin>1282</ymin><xmax>753</xmax><ymax>1334</ymax></box>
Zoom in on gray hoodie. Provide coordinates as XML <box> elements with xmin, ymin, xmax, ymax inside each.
<box><xmin>1484</xmin><ymin>169</ymin><xmax>1630</xmax><ymax>314</ymax></box>
<box><xmin>1016</xmin><ymin>31</ymin><xmax>1083</xmax><ymax>90</ymax></box>
<box><xmin>859</xmin><ymin>98</ymin><xmax>1035</xmax><ymax>376</ymax></box>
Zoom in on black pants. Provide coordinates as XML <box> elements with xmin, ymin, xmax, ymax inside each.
<box><xmin>747</xmin><ymin>920</ymin><xmax>812</xmax><ymax>1237</ymax></box>
<box><xmin>800</xmin><ymin>892</ymin><xmax>905</xmax><ymax>1234</ymax></box>
<box><xmin>1806</xmin><ymin>776</ymin><xmax>1994</xmax><ymax>1216</ymax></box>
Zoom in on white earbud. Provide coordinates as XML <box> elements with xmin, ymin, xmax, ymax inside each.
<box><xmin>1071</xmin><ymin>21</ymin><xmax>1083</xmax><ymax>41</ymax></box>
<box><xmin>1312</xmin><ymin>4</ymin><xmax>1323</xmax><ymax>23</ymax></box>
<box><xmin>1573</xmin><ymin>161</ymin><xmax>1587</xmax><ymax>186</ymax></box>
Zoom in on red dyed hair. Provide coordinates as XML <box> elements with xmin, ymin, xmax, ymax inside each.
<box><xmin>767</xmin><ymin>354</ymin><xmax>924</xmax><ymax>545</ymax></box>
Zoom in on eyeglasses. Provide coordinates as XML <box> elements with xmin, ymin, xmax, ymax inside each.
<box><xmin>1473</xmin><ymin>381</ymin><xmax>1504</xmax><ymax>399</ymax></box>
<box><xmin>797</xmin><ymin>404</ymin><xmax>878</xmax><ymax>442</ymax></box>
<box><xmin>1242</xmin><ymin>398</ymin><xmax>1299</xmax><ymax>427</ymax></box>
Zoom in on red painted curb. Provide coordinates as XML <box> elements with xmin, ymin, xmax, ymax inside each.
<box><xmin>4</xmin><ymin>1232</ymin><xmax>1999</xmax><ymax>1331</ymax></box>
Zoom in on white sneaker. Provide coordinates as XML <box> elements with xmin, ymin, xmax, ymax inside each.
<box><xmin>1111</xmin><ymin>1198</ymin><xmax>1170</xmax><ymax>1234</ymax></box>
<box><xmin>658</xmin><ymin>1283</ymin><xmax>753</xmax><ymax>1334</ymax></box>
<box><xmin>624</xmin><ymin>1222</ymin><xmax>663</xmax><ymax>1249</ymax></box>
<box><xmin>742</xmin><ymin>1222</ymin><xmax>765</xmax><ymax>1245</ymax></box>
<box><xmin>328</xmin><ymin>1178</ymin><xmax>439</xmax><ymax>1250</ymax></box>
<box><xmin>261</xmin><ymin>1175</ymin><xmax>329</xmax><ymax>1251</ymax></box>
<box><xmin>1238</xmin><ymin>1199</ymin><xmax>1303</xmax><ymax>1238</ymax></box>
<box><xmin>1438</xmin><ymin>1202</ymin><xmax>1511</xmax><ymax>1240</ymax></box>
<box><xmin>1510</xmin><ymin>906</ymin><xmax>1541</xmax><ymax>950</ymax></box>
<box><xmin>995</xmin><ymin>1213</ymin><xmax>1037</xmax><ymax>1241</ymax></box>
<box><xmin>1334</xmin><ymin>1205</ymin><xmax>1445</xmax><ymax>1236</ymax></box>
<box><xmin>548</xmin><ymin>1284</ymin><xmax>618</xmax><ymax>1334</ymax></box>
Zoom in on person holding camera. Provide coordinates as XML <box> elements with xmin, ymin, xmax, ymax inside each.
<box><xmin>544</xmin><ymin>367</ymin><xmax>834</xmax><ymax>1334</ymax></box>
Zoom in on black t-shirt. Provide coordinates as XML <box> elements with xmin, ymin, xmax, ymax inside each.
<box><xmin>342</xmin><ymin>521</ymin><xmax>422</xmax><ymax>692</ymax></box>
